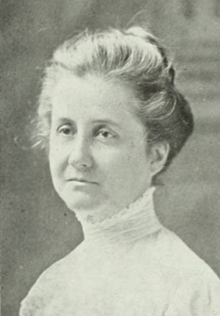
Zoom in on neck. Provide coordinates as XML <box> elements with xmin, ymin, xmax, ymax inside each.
<box><xmin>75</xmin><ymin>187</ymin><xmax>162</xmax><ymax>248</ymax></box>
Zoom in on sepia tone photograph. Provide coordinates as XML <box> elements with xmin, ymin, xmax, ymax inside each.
<box><xmin>1</xmin><ymin>0</ymin><xmax>220</xmax><ymax>315</ymax></box>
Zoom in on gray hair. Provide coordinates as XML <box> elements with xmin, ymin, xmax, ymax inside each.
<box><xmin>36</xmin><ymin>26</ymin><xmax>194</xmax><ymax>174</ymax></box>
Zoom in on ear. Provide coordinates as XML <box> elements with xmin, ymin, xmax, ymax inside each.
<box><xmin>149</xmin><ymin>142</ymin><xmax>170</xmax><ymax>177</ymax></box>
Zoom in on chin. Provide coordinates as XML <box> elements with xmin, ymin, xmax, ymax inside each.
<box><xmin>62</xmin><ymin>191</ymin><xmax>99</xmax><ymax>212</ymax></box>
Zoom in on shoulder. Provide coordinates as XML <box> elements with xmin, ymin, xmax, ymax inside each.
<box><xmin>164</xmin><ymin>273</ymin><xmax>220</xmax><ymax>315</ymax></box>
<box><xmin>19</xmin><ymin>247</ymin><xmax>80</xmax><ymax>316</ymax></box>
<box><xmin>133</xmin><ymin>228</ymin><xmax>220</xmax><ymax>315</ymax></box>
<box><xmin>133</xmin><ymin>226</ymin><xmax>219</xmax><ymax>283</ymax></box>
<box><xmin>143</xmin><ymin>228</ymin><xmax>220</xmax><ymax>315</ymax></box>
<box><xmin>149</xmin><ymin>227</ymin><xmax>219</xmax><ymax>278</ymax></box>
<box><xmin>134</xmin><ymin>225</ymin><xmax>220</xmax><ymax>281</ymax></box>
<box><xmin>32</xmin><ymin>248</ymin><xmax>78</xmax><ymax>288</ymax></box>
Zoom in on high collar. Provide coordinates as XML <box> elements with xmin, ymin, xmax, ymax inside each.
<box><xmin>76</xmin><ymin>187</ymin><xmax>162</xmax><ymax>249</ymax></box>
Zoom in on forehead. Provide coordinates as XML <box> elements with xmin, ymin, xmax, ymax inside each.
<box><xmin>50</xmin><ymin>73</ymin><xmax>140</xmax><ymax>124</ymax></box>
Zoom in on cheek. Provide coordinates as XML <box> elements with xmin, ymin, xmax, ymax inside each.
<box><xmin>120</xmin><ymin>153</ymin><xmax>149</xmax><ymax>180</ymax></box>
<box><xmin>49</xmin><ymin>154</ymin><xmax>59</xmax><ymax>184</ymax></box>
<box><xmin>49</xmin><ymin>142</ymin><xmax>67</xmax><ymax>178</ymax></box>
<box><xmin>98</xmin><ymin>142</ymin><xmax>150</xmax><ymax>183</ymax></box>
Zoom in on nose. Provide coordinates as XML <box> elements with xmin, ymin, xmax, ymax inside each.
<box><xmin>68</xmin><ymin>135</ymin><xmax>93</xmax><ymax>170</ymax></box>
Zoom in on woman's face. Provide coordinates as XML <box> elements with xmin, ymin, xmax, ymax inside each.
<box><xmin>49</xmin><ymin>74</ymin><xmax>158</xmax><ymax>220</ymax></box>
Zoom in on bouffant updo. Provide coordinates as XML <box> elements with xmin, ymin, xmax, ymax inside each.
<box><xmin>36</xmin><ymin>26</ymin><xmax>194</xmax><ymax>174</ymax></box>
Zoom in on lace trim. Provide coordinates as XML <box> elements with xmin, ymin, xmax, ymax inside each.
<box><xmin>88</xmin><ymin>186</ymin><xmax>156</xmax><ymax>228</ymax></box>
<box><xmin>79</xmin><ymin>186</ymin><xmax>161</xmax><ymax>245</ymax></box>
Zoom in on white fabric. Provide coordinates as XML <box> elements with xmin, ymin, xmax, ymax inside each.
<box><xmin>20</xmin><ymin>188</ymin><xmax>220</xmax><ymax>316</ymax></box>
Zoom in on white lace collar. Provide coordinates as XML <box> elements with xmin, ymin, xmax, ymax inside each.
<box><xmin>76</xmin><ymin>187</ymin><xmax>161</xmax><ymax>247</ymax></box>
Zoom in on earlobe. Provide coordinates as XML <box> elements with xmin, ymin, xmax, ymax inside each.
<box><xmin>150</xmin><ymin>142</ymin><xmax>170</xmax><ymax>176</ymax></box>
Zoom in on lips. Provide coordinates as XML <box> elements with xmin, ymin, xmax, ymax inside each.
<box><xmin>67</xmin><ymin>178</ymin><xmax>98</xmax><ymax>185</ymax></box>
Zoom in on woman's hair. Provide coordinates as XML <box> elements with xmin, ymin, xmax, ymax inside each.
<box><xmin>36</xmin><ymin>26</ymin><xmax>194</xmax><ymax>174</ymax></box>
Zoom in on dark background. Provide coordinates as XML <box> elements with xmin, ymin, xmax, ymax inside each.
<box><xmin>1</xmin><ymin>0</ymin><xmax>220</xmax><ymax>315</ymax></box>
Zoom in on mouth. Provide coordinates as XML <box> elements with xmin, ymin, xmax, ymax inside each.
<box><xmin>68</xmin><ymin>178</ymin><xmax>98</xmax><ymax>185</ymax></box>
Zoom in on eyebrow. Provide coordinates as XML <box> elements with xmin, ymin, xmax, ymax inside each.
<box><xmin>54</xmin><ymin>117</ymin><xmax>121</xmax><ymax>129</ymax></box>
<box><xmin>92</xmin><ymin>119</ymin><xmax>121</xmax><ymax>128</ymax></box>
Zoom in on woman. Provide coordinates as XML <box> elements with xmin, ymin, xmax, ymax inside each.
<box><xmin>20</xmin><ymin>26</ymin><xmax>220</xmax><ymax>315</ymax></box>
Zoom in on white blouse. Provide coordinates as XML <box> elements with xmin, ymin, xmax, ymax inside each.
<box><xmin>20</xmin><ymin>188</ymin><xmax>220</xmax><ymax>316</ymax></box>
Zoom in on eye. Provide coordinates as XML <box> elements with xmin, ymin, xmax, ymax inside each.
<box><xmin>57</xmin><ymin>124</ymin><xmax>75</xmax><ymax>137</ymax></box>
<box><xmin>95</xmin><ymin>128</ymin><xmax>116</xmax><ymax>141</ymax></box>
